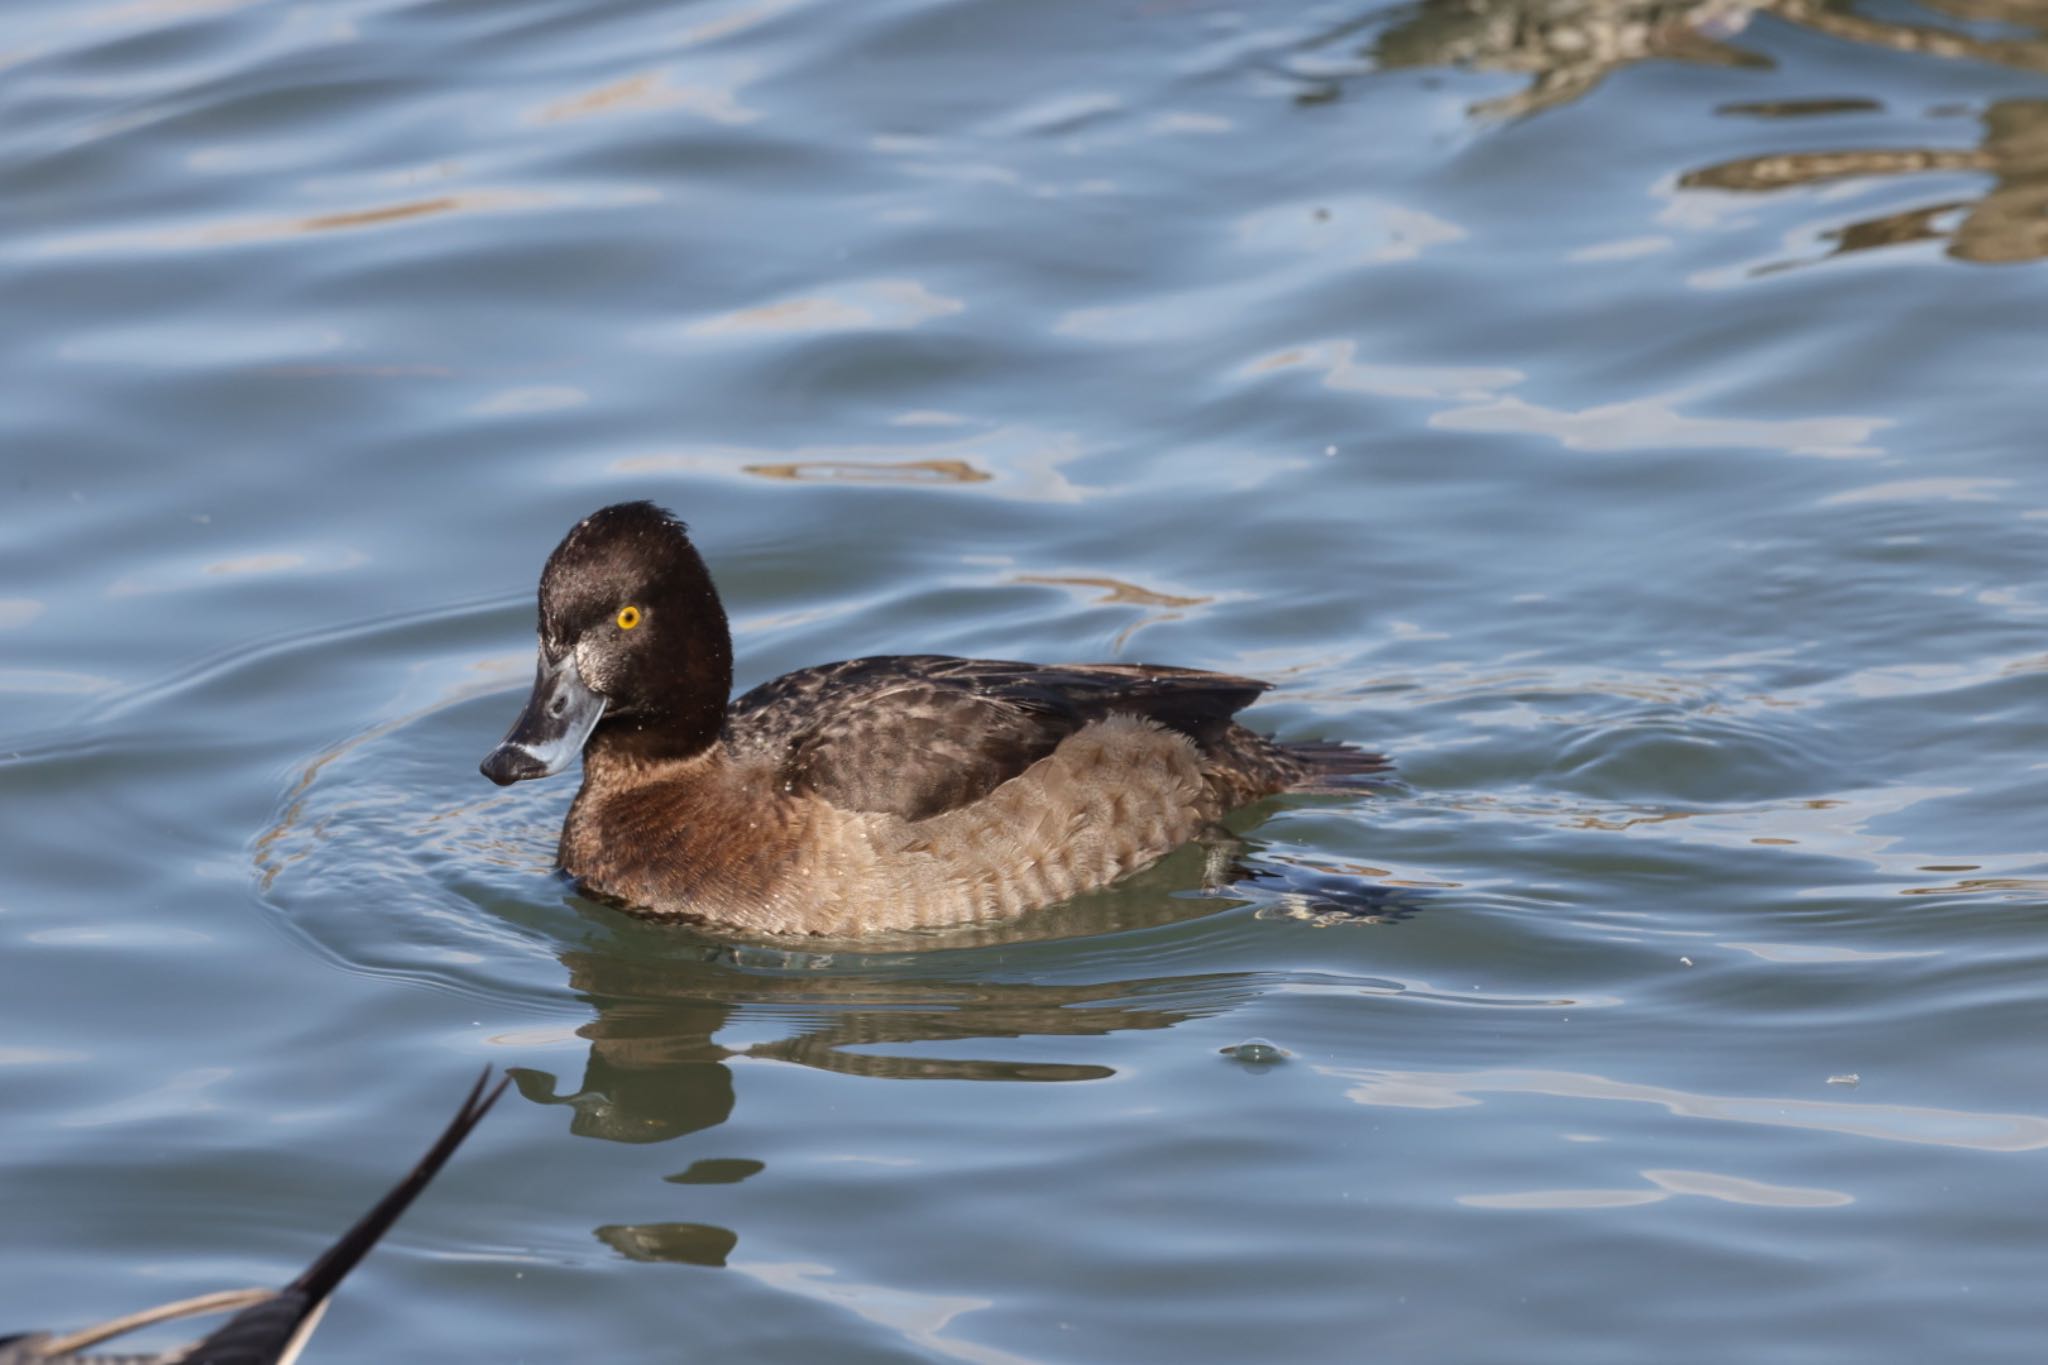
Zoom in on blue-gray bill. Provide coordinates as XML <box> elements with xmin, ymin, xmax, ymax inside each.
<box><xmin>1</xmin><ymin>1069</ymin><xmax>508</xmax><ymax>1365</ymax></box>
<box><xmin>479</xmin><ymin>650</ymin><xmax>606</xmax><ymax>785</ymax></box>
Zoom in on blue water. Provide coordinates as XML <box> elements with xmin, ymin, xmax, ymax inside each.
<box><xmin>6</xmin><ymin>0</ymin><xmax>2048</xmax><ymax>1359</ymax></box>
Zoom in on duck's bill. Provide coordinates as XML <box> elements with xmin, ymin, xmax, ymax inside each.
<box><xmin>480</xmin><ymin>651</ymin><xmax>606</xmax><ymax>785</ymax></box>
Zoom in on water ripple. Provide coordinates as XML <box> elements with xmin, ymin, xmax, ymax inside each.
<box><xmin>1323</xmin><ymin>1065</ymin><xmax>2048</xmax><ymax>1150</ymax></box>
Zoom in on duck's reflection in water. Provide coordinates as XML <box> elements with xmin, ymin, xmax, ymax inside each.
<box><xmin>507</xmin><ymin>906</ymin><xmax>1251</xmax><ymax>1267</ymax></box>
<box><xmin>509</xmin><ymin>907</ymin><xmax>1247</xmax><ymax>1144</ymax></box>
<box><xmin>1282</xmin><ymin>0</ymin><xmax>2048</xmax><ymax>270</ymax></box>
<box><xmin>593</xmin><ymin>1220</ymin><xmax>740</xmax><ymax>1268</ymax></box>
<box><xmin>1368</xmin><ymin>0</ymin><xmax>1770</xmax><ymax>119</ymax></box>
<box><xmin>515</xmin><ymin>904</ymin><xmax>1433</xmax><ymax>1144</ymax></box>
<box><xmin>1685</xmin><ymin>98</ymin><xmax>2048</xmax><ymax>266</ymax></box>
<box><xmin>1305</xmin><ymin>0</ymin><xmax>2048</xmax><ymax>122</ymax></box>
<box><xmin>508</xmin><ymin>838</ymin><xmax>1420</xmax><ymax>1265</ymax></box>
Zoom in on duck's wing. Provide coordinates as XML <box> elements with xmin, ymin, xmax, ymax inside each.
<box><xmin>8</xmin><ymin>1070</ymin><xmax>509</xmax><ymax>1365</ymax></box>
<box><xmin>0</xmin><ymin>1290</ymin><xmax>273</xmax><ymax>1365</ymax></box>
<box><xmin>728</xmin><ymin>655</ymin><xmax>1271</xmax><ymax>822</ymax></box>
<box><xmin>177</xmin><ymin>1068</ymin><xmax>509</xmax><ymax>1365</ymax></box>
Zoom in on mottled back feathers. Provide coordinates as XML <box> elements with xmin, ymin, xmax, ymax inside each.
<box><xmin>727</xmin><ymin>655</ymin><xmax>1273</xmax><ymax>822</ymax></box>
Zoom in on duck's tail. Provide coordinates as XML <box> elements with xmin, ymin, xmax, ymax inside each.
<box><xmin>1202</xmin><ymin>727</ymin><xmax>1391</xmax><ymax>808</ymax></box>
<box><xmin>1285</xmin><ymin>740</ymin><xmax>1390</xmax><ymax>777</ymax></box>
<box><xmin>1281</xmin><ymin>739</ymin><xmax>1393</xmax><ymax>792</ymax></box>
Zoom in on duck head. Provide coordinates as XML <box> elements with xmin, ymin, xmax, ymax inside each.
<box><xmin>480</xmin><ymin>502</ymin><xmax>733</xmax><ymax>785</ymax></box>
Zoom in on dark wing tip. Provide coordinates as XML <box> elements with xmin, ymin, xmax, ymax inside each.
<box><xmin>285</xmin><ymin>1065</ymin><xmax>507</xmax><ymax>1302</ymax></box>
<box><xmin>181</xmin><ymin>1067</ymin><xmax>507</xmax><ymax>1365</ymax></box>
<box><xmin>1059</xmin><ymin>661</ymin><xmax>1274</xmax><ymax>692</ymax></box>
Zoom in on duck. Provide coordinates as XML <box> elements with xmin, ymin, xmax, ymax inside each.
<box><xmin>2</xmin><ymin>1069</ymin><xmax>506</xmax><ymax>1365</ymax></box>
<box><xmin>480</xmin><ymin>502</ymin><xmax>1385</xmax><ymax>937</ymax></box>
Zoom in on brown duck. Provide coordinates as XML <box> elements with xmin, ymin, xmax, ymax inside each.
<box><xmin>481</xmin><ymin>502</ymin><xmax>1384</xmax><ymax>936</ymax></box>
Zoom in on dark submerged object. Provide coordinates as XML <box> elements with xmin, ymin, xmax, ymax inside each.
<box><xmin>482</xmin><ymin>502</ymin><xmax>1386</xmax><ymax>936</ymax></box>
<box><xmin>1</xmin><ymin>1069</ymin><xmax>507</xmax><ymax>1365</ymax></box>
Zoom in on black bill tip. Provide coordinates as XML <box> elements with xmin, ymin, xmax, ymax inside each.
<box><xmin>479</xmin><ymin>744</ymin><xmax>548</xmax><ymax>786</ymax></box>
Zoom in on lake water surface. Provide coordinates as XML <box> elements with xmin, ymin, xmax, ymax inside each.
<box><xmin>5</xmin><ymin>0</ymin><xmax>2048</xmax><ymax>1360</ymax></box>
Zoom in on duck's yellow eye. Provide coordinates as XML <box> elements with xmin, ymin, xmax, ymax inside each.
<box><xmin>616</xmin><ymin>605</ymin><xmax>642</xmax><ymax>630</ymax></box>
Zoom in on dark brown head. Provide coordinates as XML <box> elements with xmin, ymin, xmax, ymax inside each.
<box><xmin>480</xmin><ymin>502</ymin><xmax>733</xmax><ymax>785</ymax></box>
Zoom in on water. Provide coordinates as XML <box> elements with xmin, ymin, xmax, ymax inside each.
<box><xmin>4</xmin><ymin>0</ymin><xmax>2047</xmax><ymax>1359</ymax></box>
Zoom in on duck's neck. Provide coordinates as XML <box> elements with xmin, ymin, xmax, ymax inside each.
<box><xmin>585</xmin><ymin>711</ymin><xmax>721</xmax><ymax>768</ymax></box>
<box><xmin>581</xmin><ymin>726</ymin><xmax>728</xmax><ymax>788</ymax></box>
